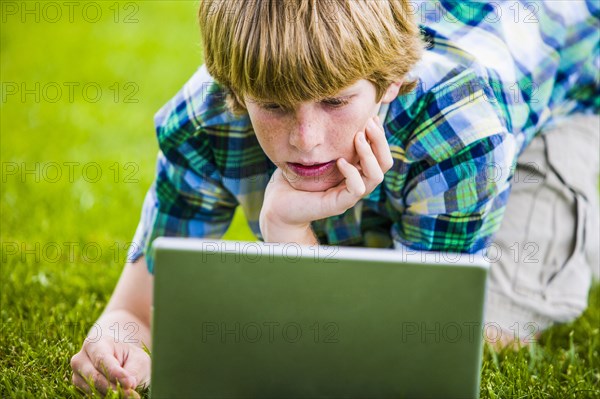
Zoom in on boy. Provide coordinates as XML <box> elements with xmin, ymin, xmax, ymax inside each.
<box><xmin>71</xmin><ymin>1</ymin><xmax>599</xmax><ymax>395</ymax></box>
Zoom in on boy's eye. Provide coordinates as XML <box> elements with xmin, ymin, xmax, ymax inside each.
<box><xmin>259</xmin><ymin>97</ymin><xmax>349</xmax><ymax>111</ymax></box>
<box><xmin>261</xmin><ymin>103</ymin><xmax>286</xmax><ymax>111</ymax></box>
<box><xmin>321</xmin><ymin>97</ymin><xmax>349</xmax><ymax>107</ymax></box>
<box><xmin>263</xmin><ymin>103</ymin><xmax>280</xmax><ymax>109</ymax></box>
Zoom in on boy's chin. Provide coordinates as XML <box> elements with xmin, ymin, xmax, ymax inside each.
<box><xmin>286</xmin><ymin>174</ymin><xmax>344</xmax><ymax>192</ymax></box>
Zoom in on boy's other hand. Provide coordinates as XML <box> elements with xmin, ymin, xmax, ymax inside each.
<box><xmin>260</xmin><ymin>115</ymin><xmax>393</xmax><ymax>243</ymax></box>
<box><xmin>70</xmin><ymin>335</ymin><xmax>150</xmax><ymax>398</ymax></box>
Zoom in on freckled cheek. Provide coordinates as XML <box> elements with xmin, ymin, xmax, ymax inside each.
<box><xmin>327</xmin><ymin>130</ymin><xmax>360</xmax><ymax>164</ymax></box>
<box><xmin>329</xmin><ymin>113</ymin><xmax>368</xmax><ymax>162</ymax></box>
<box><xmin>253</xmin><ymin>122</ymin><xmax>290</xmax><ymax>159</ymax></box>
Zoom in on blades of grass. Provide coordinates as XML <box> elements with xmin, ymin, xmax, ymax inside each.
<box><xmin>528</xmin><ymin>340</ymin><xmax>540</xmax><ymax>372</ymax></box>
<box><xmin>140</xmin><ymin>341</ymin><xmax>151</xmax><ymax>358</ymax></box>
<box><xmin>568</xmin><ymin>330</ymin><xmax>576</xmax><ymax>365</ymax></box>
<box><xmin>488</xmin><ymin>342</ymin><xmax>500</xmax><ymax>371</ymax></box>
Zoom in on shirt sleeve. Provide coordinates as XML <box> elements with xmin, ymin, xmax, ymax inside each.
<box><xmin>390</xmin><ymin>74</ymin><xmax>518</xmax><ymax>254</ymax></box>
<box><xmin>128</xmin><ymin>67</ymin><xmax>238</xmax><ymax>274</ymax></box>
<box><xmin>128</xmin><ymin>150</ymin><xmax>238</xmax><ymax>274</ymax></box>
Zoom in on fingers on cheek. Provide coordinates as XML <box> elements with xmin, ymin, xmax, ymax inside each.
<box><xmin>366</xmin><ymin>118</ymin><xmax>383</xmax><ymax>140</ymax></box>
<box><xmin>382</xmin><ymin>151</ymin><xmax>394</xmax><ymax>171</ymax></box>
<box><xmin>370</xmin><ymin>169</ymin><xmax>385</xmax><ymax>186</ymax></box>
<box><xmin>338</xmin><ymin>159</ymin><xmax>365</xmax><ymax>196</ymax></box>
<box><xmin>356</xmin><ymin>139</ymin><xmax>384</xmax><ymax>183</ymax></box>
<box><xmin>353</xmin><ymin>132</ymin><xmax>364</xmax><ymax>154</ymax></box>
<box><xmin>346</xmin><ymin>167</ymin><xmax>367</xmax><ymax>196</ymax></box>
<box><xmin>350</xmin><ymin>178</ymin><xmax>366</xmax><ymax>197</ymax></box>
<box><xmin>371</xmin><ymin>142</ymin><xmax>393</xmax><ymax>172</ymax></box>
<box><xmin>367</xmin><ymin>125</ymin><xmax>394</xmax><ymax>172</ymax></box>
<box><xmin>336</xmin><ymin>158</ymin><xmax>348</xmax><ymax>171</ymax></box>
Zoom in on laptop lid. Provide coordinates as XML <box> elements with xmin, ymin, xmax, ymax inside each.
<box><xmin>150</xmin><ymin>238</ymin><xmax>489</xmax><ymax>399</ymax></box>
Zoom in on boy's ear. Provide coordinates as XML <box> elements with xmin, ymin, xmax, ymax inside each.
<box><xmin>230</xmin><ymin>88</ymin><xmax>244</xmax><ymax>106</ymax></box>
<box><xmin>380</xmin><ymin>81</ymin><xmax>403</xmax><ymax>104</ymax></box>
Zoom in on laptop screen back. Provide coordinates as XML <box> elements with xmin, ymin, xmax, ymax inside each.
<box><xmin>150</xmin><ymin>238</ymin><xmax>489</xmax><ymax>399</ymax></box>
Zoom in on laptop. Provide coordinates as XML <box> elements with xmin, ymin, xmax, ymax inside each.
<box><xmin>149</xmin><ymin>237</ymin><xmax>489</xmax><ymax>399</ymax></box>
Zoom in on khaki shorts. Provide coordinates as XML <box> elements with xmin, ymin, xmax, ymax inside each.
<box><xmin>484</xmin><ymin>114</ymin><xmax>600</xmax><ymax>342</ymax></box>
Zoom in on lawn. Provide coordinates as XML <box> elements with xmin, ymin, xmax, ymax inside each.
<box><xmin>1</xmin><ymin>1</ymin><xmax>598</xmax><ymax>398</ymax></box>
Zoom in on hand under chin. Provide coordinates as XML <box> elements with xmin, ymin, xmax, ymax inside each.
<box><xmin>287</xmin><ymin>176</ymin><xmax>345</xmax><ymax>192</ymax></box>
<box><xmin>282</xmin><ymin>161</ymin><xmax>353</xmax><ymax>192</ymax></box>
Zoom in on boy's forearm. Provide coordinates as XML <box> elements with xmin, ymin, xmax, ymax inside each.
<box><xmin>91</xmin><ymin>308</ymin><xmax>152</xmax><ymax>351</ymax></box>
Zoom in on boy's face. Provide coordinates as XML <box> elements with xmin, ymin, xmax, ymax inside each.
<box><xmin>244</xmin><ymin>79</ymin><xmax>401</xmax><ymax>192</ymax></box>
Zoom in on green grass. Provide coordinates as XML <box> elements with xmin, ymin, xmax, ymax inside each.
<box><xmin>1</xmin><ymin>1</ymin><xmax>598</xmax><ymax>398</ymax></box>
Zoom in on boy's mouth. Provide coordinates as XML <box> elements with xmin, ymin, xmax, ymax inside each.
<box><xmin>287</xmin><ymin>161</ymin><xmax>336</xmax><ymax>177</ymax></box>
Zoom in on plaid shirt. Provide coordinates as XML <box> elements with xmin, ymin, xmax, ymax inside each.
<box><xmin>130</xmin><ymin>1</ymin><xmax>599</xmax><ymax>273</ymax></box>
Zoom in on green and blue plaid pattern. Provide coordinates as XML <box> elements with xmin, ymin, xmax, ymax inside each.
<box><xmin>130</xmin><ymin>1</ymin><xmax>598</xmax><ymax>273</ymax></box>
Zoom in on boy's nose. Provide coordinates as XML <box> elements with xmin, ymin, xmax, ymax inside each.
<box><xmin>289</xmin><ymin>112</ymin><xmax>325</xmax><ymax>153</ymax></box>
